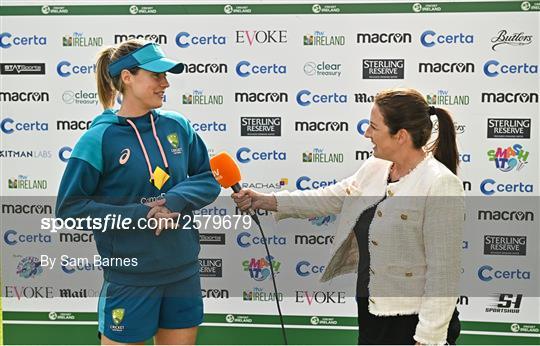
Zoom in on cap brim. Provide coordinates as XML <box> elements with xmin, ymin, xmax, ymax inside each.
<box><xmin>139</xmin><ymin>58</ymin><xmax>184</xmax><ymax>74</ymax></box>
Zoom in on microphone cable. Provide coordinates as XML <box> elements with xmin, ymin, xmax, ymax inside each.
<box><xmin>251</xmin><ymin>215</ymin><xmax>288</xmax><ymax>345</ymax></box>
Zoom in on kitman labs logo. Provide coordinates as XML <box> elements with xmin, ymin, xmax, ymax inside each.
<box><xmin>487</xmin><ymin>144</ymin><xmax>529</xmax><ymax>172</ymax></box>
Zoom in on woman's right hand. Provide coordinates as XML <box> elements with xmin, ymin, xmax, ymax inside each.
<box><xmin>231</xmin><ymin>188</ymin><xmax>278</xmax><ymax>212</ymax></box>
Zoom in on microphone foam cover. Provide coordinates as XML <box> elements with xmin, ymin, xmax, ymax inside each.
<box><xmin>209</xmin><ymin>152</ymin><xmax>242</xmax><ymax>188</ymax></box>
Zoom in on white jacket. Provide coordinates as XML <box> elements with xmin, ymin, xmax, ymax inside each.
<box><xmin>273</xmin><ymin>153</ymin><xmax>465</xmax><ymax>345</ymax></box>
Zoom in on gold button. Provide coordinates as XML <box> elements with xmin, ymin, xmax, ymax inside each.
<box><xmin>377</xmin><ymin>210</ymin><xmax>382</xmax><ymax>217</ymax></box>
<box><xmin>345</xmin><ymin>187</ymin><xmax>350</xmax><ymax>195</ymax></box>
<box><xmin>387</xmin><ymin>190</ymin><xmax>394</xmax><ymax>197</ymax></box>
<box><xmin>400</xmin><ymin>214</ymin><xmax>408</xmax><ymax>220</ymax></box>
<box><xmin>369</xmin><ymin>298</ymin><xmax>376</xmax><ymax>304</ymax></box>
<box><xmin>371</xmin><ymin>240</ymin><xmax>378</xmax><ymax>246</ymax></box>
<box><xmin>405</xmin><ymin>272</ymin><xmax>413</xmax><ymax>277</ymax></box>
<box><xmin>369</xmin><ymin>267</ymin><xmax>375</xmax><ymax>274</ymax></box>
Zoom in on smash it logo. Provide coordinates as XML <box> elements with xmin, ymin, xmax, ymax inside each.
<box><xmin>119</xmin><ymin>149</ymin><xmax>130</xmax><ymax>165</ymax></box>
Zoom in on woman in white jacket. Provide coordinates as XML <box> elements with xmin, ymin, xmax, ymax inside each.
<box><xmin>233</xmin><ymin>88</ymin><xmax>465</xmax><ymax>345</ymax></box>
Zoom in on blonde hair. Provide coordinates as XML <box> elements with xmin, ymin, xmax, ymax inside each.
<box><xmin>95</xmin><ymin>39</ymin><xmax>146</xmax><ymax>109</ymax></box>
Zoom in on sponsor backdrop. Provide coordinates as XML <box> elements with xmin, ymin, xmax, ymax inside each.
<box><xmin>1</xmin><ymin>1</ymin><xmax>539</xmax><ymax>345</ymax></box>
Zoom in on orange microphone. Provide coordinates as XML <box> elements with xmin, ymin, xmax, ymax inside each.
<box><xmin>210</xmin><ymin>152</ymin><xmax>260</xmax><ymax>225</ymax></box>
<box><xmin>209</xmin><ymin>151</ymin><xmax>242</xmax><ymax>192</ymax></box>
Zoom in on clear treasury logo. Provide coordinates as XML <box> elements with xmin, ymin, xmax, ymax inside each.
<box><xmin>62</xmin><ymin>90</ymin><xmax>98</xmax><ymax>105</ymax></box>
<box><xmin>491</xmin><ymin>30</ymin><xmax>532</xmax><ymax>51</ymax></box>
<box><xmin>303</xmin><ymin>61</ymin><xmax>342</xmax><ymax>77</ymax></box>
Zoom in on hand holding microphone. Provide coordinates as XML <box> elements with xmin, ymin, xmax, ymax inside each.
<box><xmin>232</xmin><ymin>188</ymin><xmax>278</xmax><ymax>213</ymax></box>
<box><xmin>209</xmin><ymin>151</ymin><xmax>277</xmax><ymax>212</ymax></box>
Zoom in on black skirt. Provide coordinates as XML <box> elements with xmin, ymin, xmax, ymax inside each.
<box><xmin>357</xmin><ymin>297</ymin><xmax>461</xmax><ymax>345</ymax></box>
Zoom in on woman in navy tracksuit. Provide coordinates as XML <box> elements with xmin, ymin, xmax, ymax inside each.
<box><xmin>56</xmin><ymin>40</ymin><xmax>220</xmax><ymax>344</ymax></box>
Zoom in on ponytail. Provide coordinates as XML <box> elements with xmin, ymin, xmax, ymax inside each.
<box><xmin>95</xmin><ymin>39</ymin><xmax>145</xmax><ymax>110</ymax></box>
<box><xmin>96</xmin><ymin>47</ymin><xmax>117</xmax><ymax>109</ymax></box>
<box><xmin>429</xmin><ymin>107</ymin><xmax>459</xmax><ymax>174</ymax></box>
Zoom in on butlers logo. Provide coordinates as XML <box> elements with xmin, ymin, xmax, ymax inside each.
<box><xmin>491</xmin><ymin>30</ymin><xmax>532</xmax><ymax>51</ymax></box>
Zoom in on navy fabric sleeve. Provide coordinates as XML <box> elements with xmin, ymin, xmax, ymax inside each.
<box><xmin>164</xmin><ymin>127</ymin><xmax>221</xmax><ymax>213</ymax></box>
<box><xmin>55</xmin><ymin>157</ymin><xmax>150</xmax><ymax>229</ymax></box>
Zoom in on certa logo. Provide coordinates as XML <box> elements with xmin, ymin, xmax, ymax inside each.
<box><xmin>119</xmin><ymin>149</ymin><xmax>130</xmax><ymax>165</ymax></box>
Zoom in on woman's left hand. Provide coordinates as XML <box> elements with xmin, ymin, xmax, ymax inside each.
<box><xmin>145</xmin><ymin>199</ymin><xmax>180</xmax><ymax>236</ymax></box>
